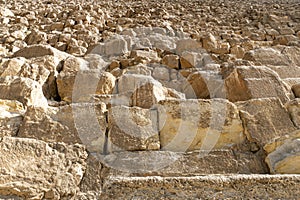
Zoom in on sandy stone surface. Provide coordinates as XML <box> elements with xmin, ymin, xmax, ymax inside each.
<box><xmin>0</xmin><ymin>0</ymin><xmax>300</xmax><ymax>199</ymax></box>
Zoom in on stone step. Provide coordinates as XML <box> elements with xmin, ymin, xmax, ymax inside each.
<box><xmin>96</xmin><ymin>150</ymin><xmax>267</xmax><ymax>178</ymax></box>
<box><xmin>99</xmin><ymin>175</ymin><xmax>300</xmax><ymax>199</ymax></box>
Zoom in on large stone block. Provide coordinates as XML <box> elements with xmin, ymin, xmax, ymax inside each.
<box><xmin>29</xmin><ymin>55</ymin><xmax>62</xmax><ymax>100</ymax></box>
<box><xmin>57</xmin><ymin>56</ymin><xmax>115</xmax><ymax>102</ymax></box>
<box><xmin>224</xmin><ymin>66</ymin><xmax>290</xmax><ymax>103</ymax></box>
<box><xmin>108</xmin><ymin>106</ymin><xmax>160</xmax><ymax>152</ymax></box>
<box><xmin>237</xmin><ymin>98</ymin><xmax>296</xmax><ymax>148</ymax></box>
<box><xmin>265</xmin><ymin>131</ymin><xmax>300</xmax><ymax>174</ymax></box>
<box><xmin>105</xmin><ymin>37</ymin><xmax>129</xmax><ymax>57</ymax></box>
<box><xmin>12</xmin><ymin>44</ymin><xmax>70</xmax><ymax>60</ymax></box>
<box><xmin>175</xmin><ymin>38</ymin><xmax>203</xmax><ymax>55</ymax></box>
<box><xmin>157</xmin><ymin>99</ymin><xmax>245</xmax><ymax>152</ymax></box>
<box><xmin>18</xmin><ymin>103</ymin><xmax>107</xmax><ymax>153</ymax></box>
<box><xmin>117</xmin><ymin>74</ymin><xmax>167</xmax><ymax>108</ymax></box>
<box><xmin>100</xmin><ymin>175</ymin><xmax>300</xmax><ymax>199</ymax></box>
<box><xmin>0</xmin><ymin>57</ymin><xmax>26</xmax><ymax>77</ymax></box>
<box><xmin>0</xmin><ymin>137</ymin><xmax>88</xmax><ymax>199</ymax></box>
<box><xmin>100</xmin><ymin>150</ymin><xmax>266</xmax><ymax>176</ymax></box>
<box><xmin>0</xmin><ymin>76</ymin><xmax>47</xmax><ymax>107</ymax></box>
<box><xmin>243</xmin><ymin>47</ymin><xmax>291</xmax><ymax>66</ymax></box>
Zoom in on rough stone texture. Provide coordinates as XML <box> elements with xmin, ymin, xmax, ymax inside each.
<box><xmin>292</xmin><ymin>83</ymin><xmax>300</xmax><ymax>98</ymax></box>
<box><xmin>265</xmin><ymin>136</ymin><xmax>300</xmax><ymax>174</ymax></box>
<box><xmin>157</xmin><ymin>99</ymin><xmax>245</xmax><ymax>152</ymax></box>
<box><xmin>162</xmin><ymin>54</ymin><xmax>180</xmax><ymax>70</ymax></box>
<box><xmin>0</xmin><ymin>100</ymin><xmax>25</xmax><ymax>137</ymax></box>
<box><xmin>18</xmin><ymin>103</ymin><xmax>107</xmax><ymax>153</ymax></box>
<box><xmin>101</xmin><ymin>175</ymin><xmax>300</xmax><ymax>199</ymax></box>
<box><xmin>244</xmin><ymin>47</ymin><xmax>291</xmax><ymax>66</ymax></box>
<box><xmin>237</xmin><ymin>98</ymin><xmax>297</xmax><ymax>148</ymax></box>
<box><xmin>12</xmin><ymin>44</ymin><xmax>70</xmax><ymax>60</ymax></box>
<box><xmin>79</xmin><ymin>154</ymin><xmax>103</xmax><ymax>198</ymax></box>
<box><xmin>0</xmin><ymin>76</ymin><xmax>47</xmax><ymax>107</ymax></box>
<box><xmin>287</xmin><ymin>99</ymin><xmax>300</xmax><ymax>128</ymax></box>
<box><xmin>117</xmin><ymin>74</ymin><xmax>168</xmax><ymax>108</ymax></box>
<box><xmin>263</xmin><ymin>122</ymin><xmax>300</xmax><ymax>173</ymax></box>
<box><xmin>0</xmin><ymin>57</ymin><xmax>26</xmax><ymax>77</ymax></box>
<box><xmin>100</xmin><ymin>150</ymin><xmax>267</xmax><ymax>176</ymax></box>
<box><xmin>108</xmin><ymin>106</ymin><xmax>160</xmax><ymax>152</ymax></box>
<box><xmin>0</xmin><ymin>137</ymin><xmax>88</xmax><ymax>199</ymax></box>
<box><xmin>57</xmin><ymin>56</ymin><xmax>114</xmax><ymax>102</ymax></box>
<box><xmin>224</xmin><ymin>66</ymin><xmax>290</xmax><ymax>103</ymax></box>
<box><xmin>1</xmin><ymin>0</ymin><xmax>300</xmax><ymax>198</ymax></box>
<box><xmin>183</xmin><ymin>71</ymin><xmax>210</xmax><ymax>99</ymax></box>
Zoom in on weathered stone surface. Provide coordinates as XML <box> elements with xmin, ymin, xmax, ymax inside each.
<box><xmin>202</xmin><ymin>33</ymin><xmax>218</xmax><ymax>52</ymax></box>
<box><xmin>0</xmin><ymin>57</ymin><xmax>26</xmax><ymax>77</ymax></box>
<box><xmin>243</xmin><ymin>47</ymin><xmax>291</xmax><ymax>66</ymax></box>
<box><xmin>129</xmin><ymin>49</ymin><xmax>159</xmax><ymax>62</ymax></box>
<box><xmin>175</xmin><ymin>38</ymin><xmax>202</xmax><ymax>55</ymax></box>
<box><xmin>152</xmin><ymin>66</ymin><xmax>170</xmax><ymax>81</ymax></box>
<box><xmin>100</xmin><ymin>150</ymin><xmax>266</xmax><ymax>176</ymax></box>
<box><xmin>183</xmin><ymin>71</ymin><xmax>210</xmax><ymax>99</ymax></box>
<box><xmin>101</xmin><ymin>175</ymin><xmax>300</xmax><ymax>199</ymax></box>
<box><xmin>180</xmin><ymin>56</ymin><xmax>194</xmax><ymax>69</ymax></box>
<box><xmin>124</xmin><ymin>63</ymin><xmax>151</xmax><ymax>76</ymax></box>
<box><xmin>29</xmin><ymin>55</ymin><xmax>62</xmax><ymax>100</ymax></box>
<box><xmin>1</xmin><ymin>0</ymin><xmax>300</xmax><ymax>197</ymax></box>
<box><xmin>19</xmin><ymin>103</ymin><xmax>107</xmax><ymax>153</ymax></box>
<box><xmin>131</xmin><ymin>82</ymin><xmax>167</xmax><ymax>109</ymax></box>
<box><xmin>180</xmin><ymin>51</ymin><xmax>201</xmax><ymax>67</ymax></box>
<box><xmin>117</xmin><ymin>74</ymin><xmax>168</xmax><ymax>108</ymax></box>
<box><xmin>157</xmin><ymin>99</ymin><xmax>245</xmax><ymax>152</ymax></box>
<box><xmin>237</xmin><ymin>98</ymin><xmax>296</xmax><ymax>147</ymax></box>
<box><xmin>0</xmin><ymin>136</ymin><xmax>88</xmax><ymax>199</ymax></box>
<box><xmin>162</xmin><ymin>54</ymin><xmax>180</xmax><ymax>70</ymax></box>
<box><xmin>0</xmin><ymin>76</ymin><xmax>47</xmax><ymax>107</ymax></box>
<box><xmin>57</xmin><ymin>56</ymin><xmax>114</xmax><ymax>102</ymax></box>
<box><xmin>265</xmin><ymin>136</ymin><xmax>300</xmax><ymax>174</ymax></box>
<box><xmin>79</xmin><ymin>154</ymin><xmax>103</xmax><ymax>197</ymax></box>
<box><xmin>24</xmin><ymin>30</ymin><xmax>47</xmax><ymax>45</ymax></box>
<box><xmin>0</xmin><ymin>57</ymin><xmax>54</xmax><ymax>95</ymax></box>
<box><xmin>106</xmin><ymin>38</ymin><xmax>129</xmax><ymax>56</ymax></box>
<box><xmin>108</xmin><ymin>106</ymin><xmax>160</xmax><ymax>152</ymax></box>
<box><xmin>224</xmin><ymin>66</ymin><xmax>290</xmax><ymax>103</ymax></box>
<box><xmin>287</xmin><ymin>99</ymin><xmax>300</xmax><ymax>128</ymax></box>
<box><xmin>292</xmin><ymin>83</ymin><xmax>300</xmax><ymax>98</ymax></box>
<box><xmin>0</xmin><ymin>100</ymin><xmax>25</xmax><ymax>137</ymax></box>
<box><xmin>230</xmin><ymin>45</ymin><xmax>245</xmax><ymax>59</ymax></box>
<box><xmin>12</xmin><ymin>44</ymin><xmax>70</xmax><ymax>60</ymax></box>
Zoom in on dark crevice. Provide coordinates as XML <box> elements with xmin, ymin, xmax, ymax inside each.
<box><xmin>103</xmin><ymin>111</ymin><xmax>109</xmax><ymax>155</ymax></box>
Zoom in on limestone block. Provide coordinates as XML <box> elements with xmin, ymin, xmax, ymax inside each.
<box><xmin>237</xmin><ymin>98</ymin><xmax>296</xmax><ymax>147</ymax></box>
<box><xmin>0</xmin><ymin>100</ymin><xmax>25</xmax><ymax>137</ymax></box>
<box><xmin>0</xmin><ymin>136</ymin><xmax>88</xmax><ymax>199</ymax></box>
<box><xmin>224</xmin><ymin>66</ymin><xmax>290</xmax><ymax>103</ymax></box>
<box><xmin>18</xmin><ymin>103</ymin><xmax>107</xmax><ymax>153</ymax></box>
<box><xmin>108</xmin><ymin>106</ymin><xmax>160</xmax><ymax>152</ymax></box>
<box><xmin>157</xmin><ymin>99</ymin><xmax>245</xmax><ymax>152</ymax></box>
<box><xmin>0</xmin><ymin>76</ymin><xmax>47</xmax><ymax>107</ymax></box>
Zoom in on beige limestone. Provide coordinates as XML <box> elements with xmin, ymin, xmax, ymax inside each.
<box><xmin>162</xmin><ymin>54</ymin><xmax>180</xmax><ymax>70</ymax></box>
<box><xmin>0</xmin><ymin>76</ymin><xmax>47</xmax><ymax>107</ymax></box>
<box><xmin>0</xmin><ymin>100</ymin><xmax>25</xmax><ymax>137</ymax></box>
<box><xmin>0</xmin><ymin>136</ymin><xmax>88</xmax><ymax>199</ymax></box>
<box><xmin>19</xmin><ymin>103</ymin><xmax>107</xmax><ymax>153</ymax></box>
<box><xmin>237</xmin><ymin>98</ymin><xmax>296</xmax><ymax>147</ymax></box>
<box><xmin>157</xmin><ymin>99</ymin><xmax>245</xmax><ymax>152</ymax></box>
<box><xmin>224</xmin><ymin>66</ymin><xmax>290</xmax><ymax>103</ymax></box>
<box><xmin>108</xmin><ymin>106</ymin><xmax>160</xmax><ymax>152</ymax></box>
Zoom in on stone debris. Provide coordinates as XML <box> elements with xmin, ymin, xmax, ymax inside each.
<box><xmin>0</xmin><ymin>0</ymin><xmax>300</xmax><ymax>199</ymax></box>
